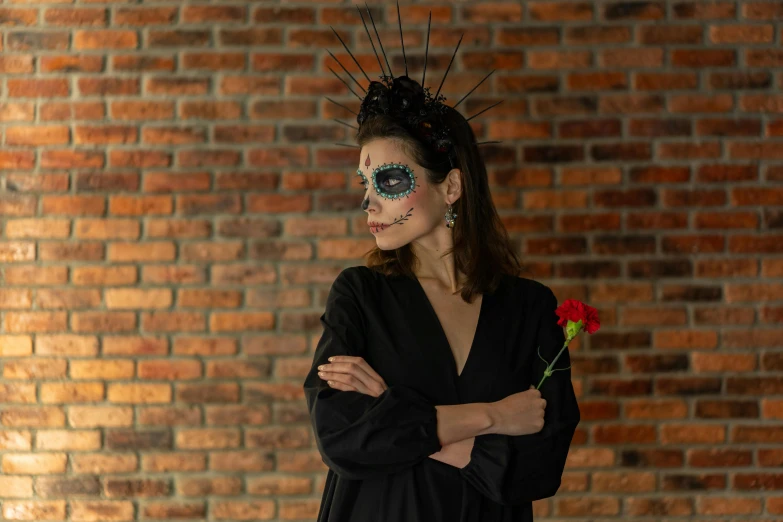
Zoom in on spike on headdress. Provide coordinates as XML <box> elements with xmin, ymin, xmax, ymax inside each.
<box><xmin>324</xmin><ymin>0</ymin><xmax>503</xmax><ymax>165</ymax></box>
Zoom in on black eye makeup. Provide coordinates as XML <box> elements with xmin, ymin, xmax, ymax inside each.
<box><xmin>355</xmin><ymin>162</ymin><xmax>416</xmax><ymax>201</ymax></box>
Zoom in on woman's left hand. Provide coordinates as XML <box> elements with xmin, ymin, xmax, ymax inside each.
<box><xmin>317</xmin><ymin>356</ymin><xmax>388</xmax><ymax>397</ymax></box>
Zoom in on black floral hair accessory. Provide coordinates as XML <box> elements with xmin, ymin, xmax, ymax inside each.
<box><xmin>327</xmin><ymin>1</ymin><xmax>503</xmax><ymax>169</ymax></box>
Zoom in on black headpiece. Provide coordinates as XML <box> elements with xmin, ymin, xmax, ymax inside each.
<box><xmin>327</xmin><ymin>1</ymin><xmax>503</xmax><ymax>168</ymax></box>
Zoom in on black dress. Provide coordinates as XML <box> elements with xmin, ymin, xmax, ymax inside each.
<box><xmin>303</xmin><ymin>266</ymin><xmax>580</xmax><ymax>521</ymax></box>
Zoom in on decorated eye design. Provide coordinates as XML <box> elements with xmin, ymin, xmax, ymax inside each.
<box><xmin>356</xmin><ymin>163</ymin><xmax>416</xmax><ymax>201</ymax></box>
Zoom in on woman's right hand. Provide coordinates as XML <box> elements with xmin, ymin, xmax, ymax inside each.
<box><xmin>487</xmin><ymin>385</ymin><xmax>547</xmax><ymax>436</ymax></box>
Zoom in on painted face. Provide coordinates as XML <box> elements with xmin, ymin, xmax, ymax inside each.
<box><xmin>358</xmin><ymin>138</ymin><xmax>447</xmax><ymax>250</ymax></box>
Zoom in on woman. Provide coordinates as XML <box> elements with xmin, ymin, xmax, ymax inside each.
<box><xmin>302</xmin><ymin>5</ymin><xmax>580</xmax><ymax>520</ymax></box>
<box><xmin>302</xmin><ymin>108</ymin><xmax>581</xmax><ymax>520</ymax></box>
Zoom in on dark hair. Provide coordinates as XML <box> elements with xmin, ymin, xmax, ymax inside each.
<box><xmin>356</xmin><ymin>108</ymin><xmax>522</xmax><ymax>303</ymax></box>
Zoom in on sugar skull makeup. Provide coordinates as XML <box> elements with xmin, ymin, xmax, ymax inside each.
<box><xmin>360</xmin><ymin>139</ymin><xmax>453</xmax><ymax>249</ymax></box>
<box><xmin>356</xmin><ymin>163</ymin><xmax>416</xmax><ymax>200</ymax></box>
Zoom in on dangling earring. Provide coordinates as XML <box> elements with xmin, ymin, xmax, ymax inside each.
<box><xmin>445</xmin><ymin>203</ymin><xmax>457</xmax><ymax>229</ymax></box>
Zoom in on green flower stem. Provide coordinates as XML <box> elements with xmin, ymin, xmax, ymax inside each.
<box><xmin>535</xmin><ymin>336</ymin><xmax>572</xmax><ymax>390</ymax></box>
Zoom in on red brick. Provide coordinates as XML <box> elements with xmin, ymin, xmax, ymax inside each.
<box><xmin>114</xmin><ymin>7</ymin><xmax>178</xmax><ymax>26</ymax></box>
<box><xmin>5</xmin><ymin>219</ymin><xmax>71</xmax><ymax>239</ymax></box>
<box><xmin>116</xmin><ymin>147</ymin><xmax>171</xmax><ymax>167</ymax></box>
<box><xmin>3</xmin><ymin>454</ymin><xmax>67</xmax><ymax>474</ymax></box>
<box><xmin>105</xmin><ymin>289</ymin><xmax>172</xmax><ymax>309</ymax></box>
<box><xmin>74</xmin><ymin>125</ymin><xmax>138</xmax><ymax>145</ymax></box>
<box><xmin>0</xmin><ymin>384</ymin><xmax>36</xmax><ymax>404</ymax></box>
<box><xmin>5</xmin><ymin>175</ymin><xmax>68</xmax><ymax>195</ymax></box>
<box><xmin>35</xmin><ymin>335</ymin><xmax>98</xmax><ymax>357</ymax></box>
<box><xmin>71</xmin><ymin>312</ymin><xmax>136</xmax><ymax>333</ymax></box>
<box><xmin>142</xmin><ymin>265</ymin><xmax>205</xmax><ymax>285</ymax></box>
<box><xmin>36</xmin><ymin>430</ymin><xmax>101</xmax><ymax>451</ymax></box>
<box><xmin>107</xmin><ymin>384</ymin><xmax>172</xmax><ymax>404</ymax></box>
<box><xmin>1</xmin><ymin>407</ymin><xmax>65</xmax><ymax>428</ymax></box>
<box><xmin>138</xmin><ymin>406</ymin><xmax>201</xmax><ymax>427</ymax></box>
<box><xmin>0</xmin><ymin>8</ymin><xmax>37</xmax><ymax>27</ymax></box>
<box><xmin>68</xmin><ymin>407</ymin><xmax>134</xmax><ymax>429</ymax></box>
<box><xmin>40</xmin><ymin>55</ymin><xmax>103</xmax><ymax>73</ymax></box>
<box><xmin>142</xmin><ymin>453</ymin><xmax>206</xmax><ymax>473</ymax></box>
<box><xmin>0</xmin><ymin>151</ymin><xmax>36</xmax><ymax>170</ymax></box>
<box><xmin>5</xmin><ymin>312</ymin><xmax>67</xmax><ymax>334</ymax></box>
<box><xmin>45</xmin><ymin>7</ymin><xmax>107</xmax><ymax>27</ymax></box>
<box><xmin>178</xmin><ymin>476</ymin><xmax>242</xmax><ymax>496</ymax></box>
<box><xmin>5</xmin><ymin>126</ymin><xmax>69</xmax><ymax>146</ymax></box>
<box><xmin>41</xmin><ymin>102</ymin><xmax>105</xmax><ymax>122</ymax></box>
<box><xmin>40</xmin><ymin>383</ymin><xmax>104</xmax><ymax>404</ymax></box>
<box><xmin>108</xmin><ymin>242</ymin><xmax>176</xmax><ymax>262</ymax></box>
<box><xmin>70</xmin><ymin>501</ymin><xmax>134</xmax><ymax>521</ymax></box>
<box><xmin>0</xmin><ymin>336</ymin><xmax>33</xmax><ymax>356</ymax></box>
<box><xmin>110</xmin><ymin>101</ymin><xmax>174</xmax><ymax>120</ymax></box>
<box><xmin>70</xmin><ymin>360</ymin><xmax>135</xmax><ymax>380</ymax></box>
<box><xmin>181</xmin><ymin>242</ymin><xmax>244</xmax><ymax>262</ymax></box>
<box><xmin>179</xmin><ymin>101</ymin><xmax>242</xmax><ymax>120</ymax></box>
<box><xmin>3</xmin><ymin>359</ymin><xmax>67</xmax><ymax>380</ymax></box>
<box><xmin>210</xmin><ymin>451</ymin><xmax>274</xmax><ymax>472</ymax></box>
<box><xmin>0</xmin><ymin>289</ymin><xmax>33</xmax><ymax>309</ymax></box>
<box><xmin>74</xmin><ymin>30</ymin><xmax>138</xmax><ymax>50</ymax></box>
<box><xmin>1</xmin><ymin>500</ymin><xmax>66</xmax><ymax>520</ymax></box>
<box><xmin>137</xmin><ymin>360</ymin><xmax>202</xmax><ymax>380</ymax></box>
<box><xmin>7</xmin><ymin>31</ymin><xmax>69</xmax><ymax>52</ymax></box>
<box><xmin>72</xmin><ymin>266</ymin><xmax>137</xmax><ymax>286</ymax></box>
<box><xmin>141</xmin><ymin>312</ymin><xmax>206</xmax><ymax>333</ymax></box>
<box><xmin>146</xmin><ymin>219</ymin><xmax>211</xmax><ymax>239</ymax></box>
<box><xmin>173</xmin><ymin>338</ymin><xmax>237</xmax><ymax>357</ymax></box>
<box><xmin>144</xmin><ymin>171</ymin><xmax>211</xmax><ymax>192</ymax></box>
<box><xmin>211</xmin><ymin>500</ymin><xmax>275</xmax><ymax>520</ymax></box>
<box><xmin>41</xmin><ymin>195</ymin><xmax>105</xmax><ymax>215</ymax></box>
<box><xmin>7</xmin><ymin>79</ymin><xmax>69</xmax><ymax>98</ymax></box>
<box><xmin>71</xmin><ymin>454</ymin><xmax>137</xmax><ymax>474</ymax></box>
<box><xmin>0</xmin><ymin>476</ymin><xmax>33</xmax><ymax>497</ymax></box>
<box><xmin>113</xmin><ymin>54</ymin><xmax>175</xmax><ymax>72</ymax></box>
<box><xmin>210</xmin><ymin>312</ymin><xmax>274</xmax><ymax>332</ymax></box>
<box><xmin>38</xmin><ymin>241</ymin><xmax>104</xmax><ymax>263</ymax></box>
<box><xmin>102</xmin><ymin>337</ymin><xmax>167</xmax><ymax>356</ymax></box>
<box><xmin>77</xmin><ymin>78</ymin><xmax>139</xmax><ymax>96</ymax></box>
<box><xmin>178</xmin><ymin>289</ymin><xmax>242</xmax><ymax>308</ymax></box>
<box><xmin>176</xmin><ymin>429</ymin><xmax>240</xmax><ymax>449</ymax></box>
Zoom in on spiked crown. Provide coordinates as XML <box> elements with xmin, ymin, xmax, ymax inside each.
<box><xmin>327</xmin><ymin>1</ymin><xmax>503</xmax><ymax>168</ymax></box>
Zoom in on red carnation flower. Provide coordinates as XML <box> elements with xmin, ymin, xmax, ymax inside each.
<box><xmin>556</xmin><ymin>299</ymin><xmax>600</xmax><ymax>335</ymax></box>
<box><xmin>536</xmin><ymin>297</ymin><xmax>601</xmax><ymax>390</ymax></box>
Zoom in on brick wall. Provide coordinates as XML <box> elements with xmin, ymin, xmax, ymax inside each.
<box><xmin>0</xmin><ymin>1</ymin><xmax>781</xmax><ymax>520</ymax></box>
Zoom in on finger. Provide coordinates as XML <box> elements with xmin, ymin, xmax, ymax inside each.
<box><xmin>325</xmin><ymin>370</ymin><xmax>385</xmax><ymax>397</ymax></box>
<box><xmin>333</xmin><ymin>357</ymin><xmax>386</xmax><ymax>387</ymax></box>
<box><xmin>326</xmin><ymin>380</ymin><xmax>357</xmax><ymax>393</ymax></box>
<box><xmin>320</xmin><ymin>371</ymin><xmax>371</xmax><ymax>395</ymax></box>
<box><xmin>324</xmin><ymin>361</ymin><xmax>385</xmax><ymax>395</ymax></box>
<box><xmin>322</xmin><ymin>362</ymin><xmax>376</xmax><ymax>391</ymax></box>
<box><xmin>329</xmin><ymin>356</ymin><xmax>388</xmax><ymax>394</ymax></box>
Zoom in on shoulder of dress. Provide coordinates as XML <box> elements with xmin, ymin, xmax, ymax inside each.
<box><xmin>339</xmin><ymin>264</ymin><xmax>370</xmax><ymax>280</ymax></box>
<box><xmin>505</xmin><ymin>274</ymin><xmax>554</xmax><ymax>301</ymax></box>
<box><xmin>335</xmin><ymin>265</ymin><xmax>374</xmax><ymax>291</ymax></box>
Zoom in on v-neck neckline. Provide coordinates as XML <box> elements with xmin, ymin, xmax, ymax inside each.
<box><xmin>410</xmin><ymin>274</ymin><xmax>490</xmax><ymax>379</ymax></box>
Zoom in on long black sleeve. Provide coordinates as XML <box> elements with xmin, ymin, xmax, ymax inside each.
<box><xmin>303</xmin><ymin>268</ymin><xmax>443</xmax><ymax>480</ymax></box>
<box><xmin>459</xmin><ymin>285</ymin><xmax>581</xmax><ymax>505</ymax></box>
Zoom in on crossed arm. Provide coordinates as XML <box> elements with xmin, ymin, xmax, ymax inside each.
<box><xmin>315</xmin><ymin>354</ymin><xmax>495</xmax><ymax>469</ymax></box>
